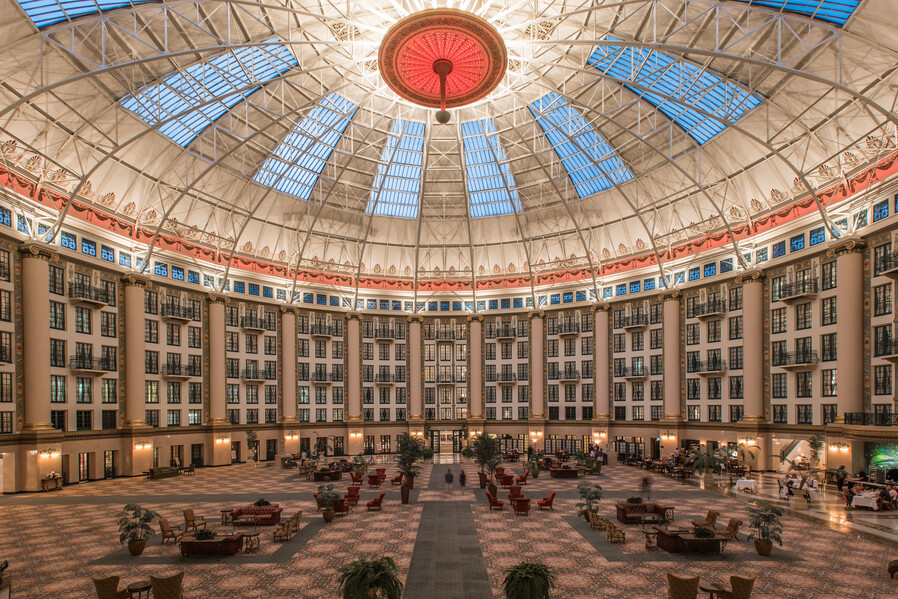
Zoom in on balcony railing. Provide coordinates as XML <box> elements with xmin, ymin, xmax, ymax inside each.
<box><xmin>691</xmin><ymin>300</ymin><xmax>727</xmax><ymax>318</ymax></box>
<box><xmin>493</xmin><ymin>326</ymin><xmax>519</xmax><ymax>339</ymax></box>
<box><xmin>69</xmin><ymin>356</ymin><xmax>116</xmax><ymax>372</ymax></box>
<box><xmin>486</xmin><ymin>372</ymin><xmax>518</xmax><ymax>382</ymax></box>
<box><xmin>618</xmin><ymin>315</ymin><xmax>648</xmax><ymax>329</ymax></box>
<box><xmin>553</xmin><ymin>323</ymin><xmax>581</xmax><ymax>336</ymax></box>
<box><xmin>375</xmin><ymin>373</ymin><xmax>397</xmax><ymax>383</ymax></box>
<box><xmin>436</xmin><ymin>373</ymin><xmax>463</xmax><ymax>383</ymax></box>
<box><xmin>68</xmin><ymin>284</ymin><xmax>110</xmax><ymax>305</ymax></box>
<box><xmin>162</xmin><ymin>364</ymin><xmax>201</xmax><ymax>377</ymax></box>
<box><xmin>374</xmin><ymin>328</ymin><xmax>397</xmax><ymax>340</ymax></box>
<box><xmin>844</xmin><ymin>412</ymin><xmax>898</xmax><ymax>426</ymax></box>
<box><xmin>435</xmin><ymin>331</ymin><xmax>456</xmax><ymax>340</ymax></box>
<box><xmin>311</xmin><ymin>324</ymin><xmax>337</xmax><ymax>337</ymax></box>
<box><xmin>875</xmin><ymin>340</ymin><xmax>898</xmax><ymax>358</ymax></box>
<box><xmin>549</xmin><ymin>370</ymin><xmax>580</xmax><ymax>381</ymax></box>
<box><xmin>242</xmin><ymin>368</ymin><xmax>277</xmax><ymax>381</ymax></box>
<box><xmin>241</xmin><ymin>315</ymin><xmax>264</xmax><ymax>330</ymax></box>
<box><xmin>875</xmin><ymin>251</ymin><xmax>898</xmax><ymax>277</ymax></box>
<box><xmin>619</xmin><ymin>367</ymin><xmax>646</xmax><ymax>379</ymax></box>
<box><xmin>773</xmin><ymin>351</ymin><xmax>819</xmax><ymax>368</ymax></box>
<box><xmin>312</xmin><ymin>371</ymin><xmax>343</xmax><ymax>383</ymax></box>
<box><xmin>776</xmin><ymin>279</ymin><xmax>819</xmax><ymax>302</ymax></box>
<box><xmin>161</xmin><ymin>304</ymin><xmax>194</xmax><ymax>321</ymax></box>
<box><xmin>687</xmin><ymin>359</ymin><xmax>727</xmax><ymax>374</ymax></box>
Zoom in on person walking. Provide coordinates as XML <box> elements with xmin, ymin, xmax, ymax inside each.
<box><xmin>641</xmin><ymin>476</ymin><xmax>652</xmax><ymax>499</ymax></box>
<box><xmin>445</xmin><ymin>468</ymin><xmax>454</xmax><ymax>493</ymax></box>
<box><xmin>458</xmin><ymin>470</ymin><xmax>467</xmax><ymax>491</ymax></box>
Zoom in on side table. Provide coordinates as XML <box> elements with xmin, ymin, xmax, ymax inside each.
<box><xmin>699</xmin><ymin>582</ymin><xmax>727</xmax><ymax>598</ymax></box>
<box><xmin>220</xmin><ymin>509</ymin><xmax>232</xmax><ymax>524</ymax></box>
<box><xmin>663</xmin><ymin>506</ymin><xmax>675</xmax><ymax>521</ymax></box>
<box><xmin>126</xmin><ymin>580</ymin><xmax>151</xmax><ymax>599</ymax></box>
<box><xmin>643</xmin><ymin>530</ymin><xmax>659</xmax><ymax>551</ymax></box>
<box><xmin>244</xmin><ymin>531</ymin><xmax>261</xmax><ymax>553</ymax></box>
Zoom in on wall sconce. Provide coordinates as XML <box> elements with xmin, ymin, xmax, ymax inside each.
<box><xmin>215</xmin><ymin>436</ymin><xmax>230</xmax><ymax>444</ymax></box>
<box><xmin>829</xmin><ymin>442</ymin><xmax>849</xmax><ymax>453</ymax></box>
<box><xmin>285</xmin><ymin>432</ymin><xmax>299</xmax><ymax>441</ymax></box>
<box><xmin>349</xmin><ymin>431</ymin><xmax>362</xmax><ymax>439</ymax></box>
<box><xmin>660</xmin><ymin>431</ymin><xmax>676</xmax><ymax>441</ymax></box>
<box><xmin>134</xmin><ymin>442</ymin><xmax>151</xmax><ymax>450</ymax></box>
<box><xmin>529</xmin><ymin>430</ymin><xmax>543</xmax><ymax>439</ymax></box>
<box><xmin>38</xmin><ymin>449</ymin><xmax>60</xmax><ymax>458</ymax></box>
<box><xmin>411</xmin><ymin>430</ymin><xmax>424</xmax><ymax>437</ymax></box>
<box><xmin>468</xmin><ymin>429</ymin><xmax>482</xmax><ymax>438</ymax></box>
<box><xmin>592</xmin><ymin>431</ymin><xmax>606</xmax><ymax>439</ymax></box>
<box><xmin>738</xmin><ymin>437</ymin><xmax>757</xmax><ymax>446</ymax></box>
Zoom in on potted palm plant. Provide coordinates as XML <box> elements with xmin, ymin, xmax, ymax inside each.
<box><xmin>317</xmin><ymin>483</ymin><xmax>341</xmax><ymax>523</ymax></box>
<box><xmin>117</xmin><ymin>504</ymin><xmax>160</xmax><ymax>556</ymax></box>
<box><xmin>502</xmin><ymin>562</ymin><xmax>556</xmax><ymax>599</ymax></box>
<box><xmin>687</xmin><ymin>448</ymin><xmax>726</xmax><ymax>486</ymax></box>
<box><xmin>747</xmin><ymin>504</ymin><xmax>784</xmax><ymax>556</ymax></box>
<box><xmin>473</xmin><ymin>435</ymin><xmax>503</xmax><ymax>496</ymax></box>
<box><xmin>397</xmin><ymin>434</ymin><xmax>424</xmax><ymax>504</ymax></box>
<box><xmin>337</xmin><ymin>555</ymin><xmax>404</xmax><ymax>599</ymax></box>
<box><xmin>575</xmin><ymin>481</ymin><xmax>603</xmax><ymax>521</ymax></box>
<box><xmin>352</xmin><ymin>453</ymin><xmax>370</xmax><ymax>480</ymax></box>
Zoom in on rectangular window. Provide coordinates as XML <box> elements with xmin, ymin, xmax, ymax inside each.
<box><xmin>822</xmin><ymin>261</ymin><xmax>836</xmax><ymax>290</ymax></box>
<box><xmin>875</xmin><ymin>365</ymin><xmax>892</xmax><ymax>395</ymax></box>
<box><xmin>875</xmin><ymin>284</ymin><xmax>893</xmax><ymax>317</ymax></box>
<box><xmin>797</xmin><ymin>405</ymin><xmax>812</xmax><ymax>425</ymax></box>
<box><xmin>771</xmin><ymin>373</ymin><xmax>787</xmax><ymax>398</ymax></box>
<box><xmin>74</xmin><ymin>306</ymin><xmax>91</xmax><ymax>334</ymax></box>
<box><xmin>729</xmin><ymin>346</ymin><xmax>743</xmax><ymax>370</ymax></box>
<box><xmin>772</xmin><ymin>405</ymin><xmax>787</xmax><ymax>424</ymax></box>
<box><xmin>822</xmin><ymin>404</ymin><xmax>837</xmax><ymax>425</ymax></box>
<box><xmin>687</xmin><ymin>405</ymin><xmax>701</xmax><ymax>422</ymax></box>
<box><xmin>730</xmin><ymin>405</ymin><xmax>744</xmax><ymax>423</ymax></box>
<box><xmin>821</xmin><ymin>333</ymin><xmax>837</xmax><ymax>361</ymax></box>
<box><xmin>821</xmin><ymin>297</ymin><xmax>837</xmax><ymax>326</ymax></box>
<box><xmin>795</xmin><ymin>303</ymin><xmax>812</xmax><ymax>330</ymax></box>
<box><xmin>145</xmin><ymin>380</ymin><xmax>159</xmax><ymax>403</ymax></box>
<box><xmin>796</xmin><ymin>371</ymin><xmax>813</xmax><ymax>398</ymax></box>
<box><xmin>771</xmin><ymin>308</ymin><xmax>787</xmax><ymax>333</ymax></box>
<box><xmin>822</xmin><ymin>369</ymin><xmax>837</xmax><ymax>396</ymax></box>
<box><xmin>49</xmin><ymin>301</ymin><xmax>66</xmax><ymax>330</ymax></box>
<box><xmin>729</xmin><ymin>376</ymin><xmax>743</xmax><ymax>399</ymax></box>
<box><xmin>50</xmin><ymin>375</ymin><xmax>66</xmax><ymax>403</ymax></box>
<box><xmin>728</xmin><ymin>316</ymin><xmax>742</xmax><ymax>340</ymax></box>
<box><xmin>686</xmin><ymin>323</ymin><xmax>700</xmax><ymax>345</ymax></box>
<box><xmin>706</xmin><ymin>320</ymin><xmax>721</xmax><ymax>343</ymax></box>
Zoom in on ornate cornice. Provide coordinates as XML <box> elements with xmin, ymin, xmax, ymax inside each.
<box><xmin>121</xmin><ymin>274</ymin><xmax>152</xmax><ymax>288</ymax></box>
<box><xmin>206</xmin><ymin>293</ymin><xmax>229</xmax><ymax>305</ymax></box>
<box><xmin>466</xmin><ymin>313</ymin><xmax>484</xmax><ymax>323</ymax></box>
<box><xmin>19</xmin><ymin>243</ymin><xmax>58</xmax><ymax>262</ymax></box>
<box><xmin>590</xmin><ymin>302</ymin><xmax>610</xmax><ymax>313</ymax></box>
<box><xmin>407</xmin><ymin>314</ymin><xmax>424</xmax><ymax>324</ymax></box>
<box><xmin>658</xmin><ymin>290</ymin><xmax>680</xmax><ymax>302</ymax></box>
<box><xmin>278</xmin><ymin>305</ymin><xmax>300</xmax><ymax>316</ymax></box>
<box><xmin>345</xmin><ymin>311</ymin><xmax>362</xmax><ymax>321</ymax></box>
<box><xmin>527</xmin><ymin>309</ymin><xmax>545</xmax><ymax>320</ymax></box>
<box><xmin>735</xmin><ymin>269</ymin><xmax>765</xmax><ymax>284</ymax></box>
<box><xmin>826</xmin><ymin>237</ymin><xmax>866</xmax><ymax>258</ymax></box>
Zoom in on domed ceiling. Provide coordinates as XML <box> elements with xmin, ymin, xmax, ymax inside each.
<box><xmin>0</xmin><ymin>0</ymin><xmax>896</xmax><ymax>291</ymax></box>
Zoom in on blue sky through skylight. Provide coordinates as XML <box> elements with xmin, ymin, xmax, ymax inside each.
<box><xmin>253</xmin><ymin>93</ymin><xmax>357</xmax><ymax>201</ymax></box>
<box><xmin>121</xmin><ymin>41</ymin><xmax>298</xmax><ymax>147</ymax></box>
<box><xmin>367</xmin><ymin>120</ymin><xmax>425</xmax><ymax>219</ymax></box>
<box><xmin>461</xmin><ymin>119</ymin><xmax>520</xmax><ymax>218</ymax></box>
<box><xmin>16</xmin><ymin>0</ymin><xmax>156</xmax><ymax>28</ymax></box>
<box><xmin>588</xmin><ymin>38</ymin><xmax>764</xmax><ymax>145</ymax></box>
<box><xmin>528</xmin><ymin>92</ymin><xmax>633</xmax><ymax>199</ymax></box>
<box><xmin>730</xmin><ymin>1</ymin><xmax>859</xmax><ymax>26</ymax></box>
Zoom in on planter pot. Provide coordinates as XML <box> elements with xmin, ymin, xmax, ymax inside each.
<box><xmin>754</xmin><ymin>540</ymin><xmax>773</xmax><ymax>556</ymax></box>
<box><xmin>487</xmin><ymin>482</ymin><xmax>498</xmax><ymax>497</ymax></box>
<box><xmin>400</xmin><ymin>486</ymin><xmax>411</xmax><ymax>504</ymax></box>
<box><xmin>530</xmin><ymin>469</ymin><xmax>539</xmax><ymax>479</ymax></box>
<box><xmin>127</xmin><ymin>540</ymin><xmax>146</xmax><ymax>556</ymax></box>
<box><xmin>478</xmin><ymin>472</ymin><xmax>488</xmax><ymax>489</ymax></box>
<box><xmin>790</xmin><ymin>496</ymin><xmax>809</xmax><ymax>510</ymax></box>
<box><xmin>322</xmin><ymin>510</ymin><xmax>336</xmax><ymax>523</ymax></box>
<box><xmin>406</xmin><ymin>475</ymin><xmax>415</xmax><ymax>490</ymax></box>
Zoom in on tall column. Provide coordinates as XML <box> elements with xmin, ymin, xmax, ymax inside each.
<box><xmin>345</xmin><ymin>312</ymin><xmax>363</xmax><ymax>454</ymax></box>
<box><xmin>20</xmin><ymin>246</ymin><xmax>56</xmax><ymax>431</ymax></box>
<box><xmin>830</xmin><ymin>238</ymin><xmax>865</xmax><ymax>417</ymax></box>
<box><xmin>408</xmin><ymin>315</ymin><xmax>424</xmax><ymax>423</ymax></box>
<box><xmin>467</xmin><ymin>314</ymin><xmax>484</xmax><ymax>421</ymax></box>
<box><xmin>280</xmin><ymin>308</ymin><xmax>299</xmax><ymax>455</ymax></box>
<box><xmin>740</xmin><ymin>271</ymin><xmax>765</xmax><ymax>421</ymax></box>
<box><xmin>207</xmin><ymin>295</ymin><xmax>230</xmax><ymax>466</ymax></box>
<box><xmin>529</xmin><ymin>311</ymin><xmax>545</xmax><ymax>418</ymax></box>
<box><xmin>592</xmin><ymin>303</ymin><xmax>611</xmax><ymax>420</ymax></box>
<box><xmin>122</xmin><ymin>276</ymin><xmax>150</xmax><ymax>428</ymax></box>
<box><xmin>661</xmin><ymin>292</ymin><xmax>682</xmax><ymax>421</ymax></box>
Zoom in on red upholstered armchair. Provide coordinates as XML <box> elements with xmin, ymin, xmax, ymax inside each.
<box><xmin>333</xmin><ymin>498</ymin><xmax>350</xmax><ymax>516</ymax></box>
<box><xmin>345</xmin><ymin>486</ymin><xmax>360</xmax><ymax>506</ymax></box>
<box><xmin>537</xmin><ymin>492</ymin><xmax>556</xmax><ymax>510</ymax></box>
<box><xmin>500</xmin><ymin>474</ymin><xmax>515</xmax><ymax>488</ymax></box>
<box><xmin>391</xmin><ymin>474</ymin><xmax>403</xmax><ymax>485</ymax></box>
<box><xmin>368</xmin><ymin>474</ymin><xmax>381</xmax><ymax>488</ymax></box>
<box><xmin>515</xmin><ymin>471</ymin><xmax>529</xmax><ymax>485</ymax></box>
<box><xmin>508</xmin><ymin>485</ymin><xmax>523</xmax><ymax>501</ymax></box>
<box><xmin>486</xmin><ymin>491</ymin><xmax>505</xmax><ymax>510</ymax></box>
<box><xmin>350</xmin><ymin>472</ymin><xmax>364</xmax><ymax>484</ymax></box>
<box><xmin>495</xmin><ymin>467</ymin><xmax>505</xmax><ymax>478</ymax></box>
<box><xmin>367</xmin><ymin>492</ymin><xmax>385</xmax><ymax>511</ymax></box>
<box><xmin>375</xmin><ymin>468</ymin><xmax>387</xmax><ymax>482</ymax></box>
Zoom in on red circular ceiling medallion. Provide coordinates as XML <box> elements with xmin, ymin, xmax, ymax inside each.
<box><xmin>378</xmin><ymin>9</ymin><xmax>507</xmax><ymax>109</ymax></box>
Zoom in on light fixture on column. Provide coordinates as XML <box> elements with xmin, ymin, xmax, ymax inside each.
<box><xmin>738</xmin><ymin>436</ymin><xmax>757</xmax><ymax>446</ymax></box>
<box><xmin>38</xmin><ymin>449</ymin><xmax>60</xmax><ymax>458</ymax></box>
<box><xmin>215</xmin><ymin>436</ymin><xmax>230</xmax><ymax>444</ymax></box>
<box><xmin>660</xmin><ymin>431</ymin><xmax>676</xmax><ymax>441</ymax></box>
<box><xmin>134</xmin><ymin>441</ymin><xmax>151</xmax><ymax>450</ymax></box>
<box><xmin>829</xmin><ymin>442</ymin><xmax>849</xmax><ymax>452</ymax></box>
<box><xmin>349</xmin><ymin>431</ymin><xmax>363</xmax><ymax>439</ymax></box>
<box><xmin>285</xmin><ymin>432</ymin><xmax>299</xmax><ymax>441</ymax></box>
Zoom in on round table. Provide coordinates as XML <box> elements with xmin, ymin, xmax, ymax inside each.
<box><xmin>244</xmin><ymin>531</ymin><xmax>261</xmax><ymax>553</ymax></box>
<box><xmin>698</xmin><ymin>583</ymin><xmax>727</xmax><ymax>598</ymax></box>
<box><xmin>126</xmin><ymin>580</ymin><xmax>151</xmax><ymax>599</ymax></box>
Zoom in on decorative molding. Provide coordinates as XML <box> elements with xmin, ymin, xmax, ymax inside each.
<box><xmin>407</xmin><ymin>314</ymin><xmax>424</xmax><ymax>323</ymax></box>
<box><xmin>206</xmin><ymin>293</ymin><xmax>229</xmax><ymax>304</ymax></box>
<box><xmin>465</xmin><ymin>313</ymin><xmax>484</xmax><ymax>323</ymax></box>
<box><xmin>19</xmin><ymin>243</ymin><xmax>58</xmax><ymax>262</ymax></box>
<box><xmin>590</xmin><ymin>302</ymin><xmax>610</xmax><ymax>313</ymax></box>
<box><xmin>121</xmin><ymin>274</ymin><xmax>152</xmax><ymax>288</ymax></box>
<box><xmin>344</xmin><ymin>311</ymin><xmax>362</xmax><ymax>321</ymax></box>
<box><xmin>527</xmin><ymin>309</ymin><xmax>545</xmax><ymax>319</ymax></box>
<box><xmin>826</xmin><ymin>237</ymin><xmax>866</xmax><ymax>257</ymax></box>
<box><xmin>278</xmin><ymin>305</ymin><xmax>300</xmax><ymax>315</ymax></box>
<box><xmin>735</xmin><ymin>269</ymin><xmax>765</xmax><ymax>284</ymax></box>
<box><xmin>658</xmin><ymin>290</ymin><xmax>680</xmax><ymax>301</ymax></box>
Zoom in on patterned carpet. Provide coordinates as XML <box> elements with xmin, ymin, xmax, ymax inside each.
<box><xmin>1</xmin><ymin>459</ymin><xmax>897</xmax><ymax>598</ymax></box>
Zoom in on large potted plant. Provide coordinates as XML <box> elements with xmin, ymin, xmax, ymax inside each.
<box><xmin>352</xmin><ymin>453</ymin><xmax>370</xmax><ymax>479</ymax></box>
<box><xmin>575</xmin><ymin>481</ymin><xmax>603</xmax><ymax>521</ymax></box>
<box><xmin>807</xmin><ymin>434</ymin><xmax>825</xmax><ymax>474</ymax></box>
<box><xmin>686</xmin><ymin>448</ymin><xmax>726</xmax><ymax>486</ymax></box>
<box><xmin>246</xmin><ymin>429</ymin><xmax>259</xmax><ymax>464</ymax></box>
<box><xmin>317</xmin><ymin>483</ymin><xmax>341</xmax><ymax>523</ymax></box>
<box><xmin>337</xmin><ymin>555</ymin><xmax>404</xmax><ymax>599</ymax></box>
<box><xmin>502</xmin><ymin>562</ymin><xmax>556</xmax><ymax>599</ymax></box>
<box><xmin>117</xmin><ymin>503</ymin><xmax>160</xmax><ymax>556</ymax></box>
<box><xmin>473</xmin><ymin>435</ymin><xmax>503</xmax><ymax>496</ymax></box>
<box><xmin>397</xmin><ymin>434</ymin><xmax>424</xmax><ymax>504</ymax></box>
<box><xmin>747</xmin><ymin>504</ymin><xmax>784</xmax><ymax>556</ymax></box>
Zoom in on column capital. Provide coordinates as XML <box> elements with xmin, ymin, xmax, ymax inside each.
<box><xmin>590</xmin><ymin>302</ymin><xmax>610</xmax><ymax>313</ymax></box>
<box><xmin>407</xmin><ymin>314</ymin><xmax>424</xmax><ymax>324</ymax></box>
<box><xmin>279</xmin><ymin>305</ymin><xmax>300</xmax><ymax>315</ymax></box>
<box><xmin>527</xmin><ymin>309</ymin><xmax>545</xmax><ymax>320</ymax></box>
<box><xmin>466</xmin><ymin>312</ymin><xmax>484</xmax><ymax>323</ymax></box>
<box><xmin>735</xmin><ymin>269</ymin><xmax>765</xmax><ymax>284</ymax></box>
<box><xmin>121</xmin><ymin>274</ymin><xmax>152</xmax><ymax>288</ymax></box>
<box><xmin>345</xmin><ymin>311</ymin><xmax>362</xmax><ymax>321</ymax></box>
<box><xmin>19</xmin><ymin>243</ymin><xmax>59</xmax><ymax>262</ymax></box>
<box><xmin>206</xmin><ymin>293</ymin><xmax>229</xmax><ymax>304</ymax></box>
<box><xmin>658</xmin><ymin>290</ymin><xmax>680</xmax><ymax>302</ymax></box>
<box><xmin>827</xmin><ymin>236</ymin><xmax>866</xmax><ymax>258</ymax></box>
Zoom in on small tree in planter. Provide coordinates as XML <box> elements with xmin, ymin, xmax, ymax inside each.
<box><xmin>502</xmin><ymin>562</ymin><xmax>556</xmax><ymax>599</ymax></box>
<box><xmin>526</xmin><ymin>455</ymin><xmax>542</xmax><ymax>479</ymax></box>
<box><xmin>352</xmin><ymin>453</ymin><xmax>370</xmax><ymax>479</ymax></box>
<box><xmin>397</xmin><ymin>434</ymin><xmax>424</xmax><ymax>503</ymax></box>
<box><xmin>117</xmin><ymin>504</ymin><xmax>160</xmax><ymax>556</ymax></box>
<box><xmin>747</xmin><ymin>504</ymin><xmax>784</xmax><ymax>556</ymax></box>
<box><xmin>575</xmin><ymin>481</ymin><xmax>603</xmax><ymax>520</ymax></box>
<box><xmin>317</xmin><ymin>483</ymin><xmax>341</xmax><ymax>523</ymax></box>
<box><xmin>246</xmin><ymin>429</ymin><xmax>259</xmax><ymax>464</ymax></box>
<box><xmin>473</xmin><ymin>435</ymin><xmax>503</xmax><ymax>494</ymax></box>
<box><xmin>807</xmin><ymin>434</ymin><xmax>825</xmax><ymax>474</ymax></box>
<box><xmin>337</xmin><ymin>555</ymin><xmax>404</xmax><ymax>599</ymax></box>
<box><xmin>687</xmin><ymin>448</ymin><xmax>727</xmax><ymax>486</ymax></box>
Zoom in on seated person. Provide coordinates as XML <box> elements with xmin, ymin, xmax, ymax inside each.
<box><xmin>879</xmin><ymin>487</ymin><xmax>892</xmax><ymax>508</ymax></box>
<box><xmin>889</xmin><ymin>486</ymin><xmax>898</xmax><ymax>502</ymax></box>
<box><xmin>856</xmin><ymin>470</ymin><xmax>868</xmax><ymax>482</ymax></box>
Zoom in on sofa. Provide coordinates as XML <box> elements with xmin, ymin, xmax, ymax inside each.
<box><xmin>549</xmin><ymin>468</ymin><xmax>579</xmax><ymax>479</ymax></box>
<box><xmin>180</xmin><ymin>532</ymin><xmax>244</xmax><ymax>557</ymax></box>
<box><xmin>230</xmin><ymin>506</ymin><xmax>283</xmax><ymax>526</ymax></box>
<box><xmin>653</xmin><ymin>527</ymin><xmax>721</xmax><ymax>554</ymax></box>
<box><xmin>615</xmin><ymin>502</ymin><xmax>673</xmax><ymax>525</ymax></box>
<box><xmin>148</xmin><ymin>466</ymin><xmax>180</xmax><ymax>479</ymax></box>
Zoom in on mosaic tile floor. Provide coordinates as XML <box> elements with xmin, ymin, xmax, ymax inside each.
<box><xmin>2</xmin><ymin>460</ymin><xmax>898</xmax><ymax>598</ymax></box>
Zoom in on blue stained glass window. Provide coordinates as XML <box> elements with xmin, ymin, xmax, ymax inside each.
<box><xmin>550</xmin><ymin>294</ymin><xmax>560</xmax><ymax>305</ymax></box>
<box><xmin>121</xmin><ymin>40</ymin><xmax>297</xmax><ymax>147</ymax></box>
<box><xmin>616</xmin><ymin>283</ymin><xmax>627</xmax><ymax>295</ymax></box>
<box><xmin>477</xmin><ymin>301</ymin><xmax>487</xmax><ymax>311</ymax></box>
<box><xmin>187</xmin><ymin>271</ymin><xmax>200</xmax><ymax>284</ymax></box>
<box><xmin>261</xmin><ymin>286</ymin><xmax>272</xmax><ymax>298</ymax></box>
<box><xmin>563</xmin><ymin>292</ymin><xmax>574</xmax><ymax>303</ymax></box>
<box><xmin>629</xmin><ymin>282</ymin><xmax>640</xmax><ymax>293</ymax></box>
<box><xmin>60</xmin><ymin>231</ymin><xmax>76</xmax><ymax>250</ymax></box>
<box><xmin>461</xmin><ymin>119</ymin><xmax>520</xmax><ymax>217</ymax></box>
<box><xmin>873</xmin><ymin>199</ymin><xmax>889</xmax><ymax>222</ymax></box>
<box><xmin>254</xmin><ymin>93</ymin><xmax>357</xmax><ymax>200</ymax></box>
<box><xmin>428</xmin><ymin>301</ymin><xmax>438</xmax><ymax>311</ymax></box>
<box><xmin>37</xmin><ymin>223</ymin><xmax>50</xmax><ymax>237</ymax></box>
<box><xmin>603</xmin><ymin>287</ymin><xmax>613</xmax><ymax>298</ymax></box>
<box><xmin>501</xmin><ymin>298</ymin><xmax>511</xmax><ymax>309</ymax></box>
<box><xmin>464</xmin><ymin>301</ymin><xmax>473</xmax><ymax>311</ymax></box>
<box><xmin>576</xmin><ymin>290</ymin><xmax>586</xmax><ymax>302</ymax></box>
<box><xmin>729</xmin><ymin>1</ymin><xmax>859</xmax><ymax>26</ymax></box>
<box><xmin>404</xmin><ymin>301</ymin><xmax>414</xmax><ymax>311</ymax></box>
<box><xmin>790</xmin><ymin>234</ymin><xmax>805</xmax><ymax>252</ymax></box>
<box><xmin>756</xmin><ymin>248</ymin><xmax>769</xmax><ymax>264</ymax></box>
<box><xmin>643</xmin><ymin>278</ymin><xmax>655</xmax><ymax>291</ymax></box>
<box><xmin>452</xmin><ymin>301</ymin><xmax>462</xmax><ymax>311</ymax></box>
<box><xmin>247</xmin><ymin>283</ymin><xmax>259</xmax><ymax>295</ymax></box>
<box><xmin>489</xmin><ymin>300</ymin><xmax>499</xmax><ymax>310</ymax></box>
<box><xmin>528</xmin><ymin>92</ymin><xmax>633</xmax><ymax>198</ymax></box>
<box><xmin>315</xmin><ymin>294</ymin><xmax>326</xmax><ymax>305</ymax></box>
<box><xmin>334</xmin><ymin>296</ymin><xmax>342</xmax><ymax>307</ymax></box>
<box><xmin>302</xmin><ymin>292</ymin><xmax>313</xmax><ymax>304</ymax></box>
<box><xmin>368</xmin><ymin>299</ymin><xmax>378</xmax><ymax>310</ymax></box>
<box><xmin>16</xmin><ymin>215</ymin><xmax>28</xmax><ymax>233</ymax></box>
<box><xmin>854</xmin><ymin>210</ymin><xmax>868</xmax><ymax>229</ymax></box>
<box><xmin>674</xmin><ymin>272</ymin><xmax>686</xmax><ymax>284</ymax></box>
<box><xmin>100</xmin><ymin>245</ymin><xmax>114</xmax><ymax>262</ymax></box>
<box><xmin>203</xmin><ymin>274</ymin><xmax>214</xmax><ymax>287</ymax></box>
<box><xmin>537</xmin><ymin>296</ymin><xmax>548</xmax><ymax>307</ymax></box>
<box><xmin>16</xmin><ymin>0</ymin><xmax>160</xmax><ymax>28</ymax></box>
<box><xmin>276</xmin><ymin>289</ymin><xmax>286</xmax><ymax>301</ymax></box>
<box><xmin>153</xmin><ymin>262</ymin><xmax>167</xmax><ymax>277</ymax></box>
<box><xmin>720</xmin><ymin>259</ymin><xmax>734</xmax><ymax>273</ymax></box>
<box><xmin>418</xmin><ymin>302</ymin><xmax>428</xmax><ymax>312</ymax></box>
<box><xmin>0</xmin><ymin>207</ymin><xmax>11</xmax><ymax>227</ymax></box>
<box><xmin>704</xmin><ymin>263</ymin><xmax>716</xmax><ymax>277</ymax></box>
<box><xmin>588</xmin><ymin>38</ymin><xmax>764</xmax><ymax>145</ymax></box>
<box><xmin>172</xmin><ymin>266</ymin><xmax>184</xmax><ymax>281</ymax></box>
<box><xmin>233</xmin><ymin>281</ymin><xmax>245</xmax><ymax>293</ymax></box>
<box><xmin>358</xmin><ymin>299</ymin><xmax>366</xmax><ymax>310</ymax></box>
<box><xmin>688</xmin><ymin>267</ymin><xmax>701</xmax><ymax>281</ymax></box>
<box><xmin>588</xmin><ymin>290</ymin><xmax>597</xmax><ymax>300</ymax></box>
<box><xmin>772</xmin><ymin>241</ymin><xmax>786</xmax><ymax>258</ymax></box>
<box><xmin>367</xmin><ymin>120</ymin><xmax>424</xmax><ymax>218</ymax></box>
<box><xmin>81</xmin><ymin>239</ymin><xmax>96</xmax><ymax>256</ymax></box>
<box><xmin>895</xmin><ymin>194</ymin><xmax>898</xmax><ymax>215</ymax></box>
<box><xmin>807</xmin><ymin>227</ymin><xmax>825</xmax><ymax>247</ymax></box>
<box><xmin>119</xmin><ymin>252</ymin><xmax>132</xmax><ymax>267</ymax></box>
<box><xmin>379</xmin><ymin>300</ymin><xmax>389</xmax><ymax>310</ymax></box>
<box><xmin>344</xmin><ymin>298</ymin><xmax>355</xmax><ymax>309</ymax></box>
<box><xmin>440</xmin><ymin>301</ymin><xmax>450</xmax><ymax>312</ymax></box>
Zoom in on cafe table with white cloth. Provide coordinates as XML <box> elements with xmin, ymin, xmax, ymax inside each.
<box><xmin>851</xmin><ymin>493</ymin><xmax>880</xmax><ymax>510</ymax></box>
<box><xmin>735</xmin><ymin>479</ymin><xmax>757</xmax><ymax>492</ymax></box>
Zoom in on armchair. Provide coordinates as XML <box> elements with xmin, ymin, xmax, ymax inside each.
<box><xmin>666</xmin><ymin>573</ymin><xmax>699</xmax><ymax>599</ymax></box>
<box><xmin>92</xmin><ymin>575</ymin><xmax>128</xmax><ymax>599</ymax></box>
<box><xmin>718</xmin><ymin>575</ymin><xmax>756</xmax><ymax>599</ymax></box>
<box><xmin>159</xmin><ymin>518</ymin><xmax>186</xmax><ymax>544</ymax></box>
<box><xmin>537</xmin><ymin>491</ymin><xmax>556</xmax><ymax>510</ymax></box>
<box><xmin>183</xmin><ymin>508</ymin><xmax>207</xmax><ymax>532</ymax></box>
<box><xmin>366</xmin><ymin>492</ymin><xmax>385</xmax><ymax>511</ymax></box>
<box><xmin>690</xmin><ymin>509</ymin><xmax>719</xmax><ymax>529</ymax></box>
<box><xmin>150</xmin><ymin>572</ymin><xmax>184</xmax><ymax>599</ymax></box>
<box><xmin>486</xmin><ymin>491</ymin><xmax>505</xmax><ymax>510</ymax></box>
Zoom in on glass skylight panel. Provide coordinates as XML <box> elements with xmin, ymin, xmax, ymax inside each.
<box><xmin>730</xmin><ymin>1</ymin><xmax>859</xmax><ymax>26</ymax></box>
<box><xmin>461</xmin><ymin>119</ymin><xmax>520</xmax><ymax>218</ymax></box>
<box><xmin>367</xmin><ymin>120</ymin><xmax>425</xmax><ymax>219</ymax></box>
<box><xmin>253</xmin><ymin>93</ymin><xmax>357</xmax><ymax>201</ymax></box>
<box><xmin>16</xmin><ymin>0</ymin><xmax>156</xmax><ymax>28</ymax></box>
<box><xmin>528</xmin><ymin>92</ymin><xmax>633</xmax><ymax>199</ymax></box>
<box><xmin>588</xmin><ymin>38</ymin><xmax>763</xmax><ymax>145</ymax></box>
<box><xmin>120</xmin><ymin>40</ymin><xmax>298</xmax><ymax>147</ymax></box>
